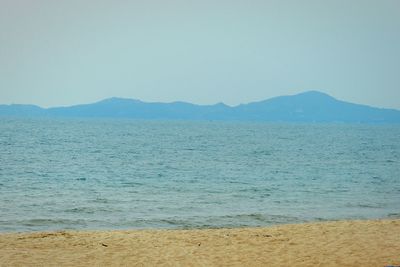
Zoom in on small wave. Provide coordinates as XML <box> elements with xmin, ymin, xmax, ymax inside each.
<box><xmin>251</xmin><ymin>150</ymin><xmax>273</xmax><ymax>156</ymax></box>
<box><xmin>10</xmin><ymin>218</ymin><xmax>88</xmax><ymax>227</ymax></box>
<box><xmin>346</xmin><ymin>203</ymin><xmax>384</xmax><ymax>209</ymax></box>
<box><xmin>120</xmin><ymin>181</ymin><xmax>144</xmax><ymax>187</ymax></box>
<box><xmin>64</xmin><ymin>207</ymin><xmax>96</xmax><ymax>214</ymax></box>
<box><xmin>89</xmin><ymin>198</ymin><xmax>110</xmax><ymax>203</ymax></box>
<box><xmin>109</xmin><ymin>213</ymin><xmax>301</xmax><ymax>230</ymax></box>
<box><xmin>237</xmin><ymin>187</ymin><xmax>273</xmax><ymax>193</ymax></box>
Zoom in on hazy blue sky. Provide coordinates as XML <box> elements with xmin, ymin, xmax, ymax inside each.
<box><xmin>1</xmin><ymin>0</ymin><xmax>399</xmax><ymax>108</ymax></box>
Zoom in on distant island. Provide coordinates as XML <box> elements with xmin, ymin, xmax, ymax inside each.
<box><xmin>1</xmin><ymin>91</ymin><xmax>400</xmax><ymax>123</ymax></box>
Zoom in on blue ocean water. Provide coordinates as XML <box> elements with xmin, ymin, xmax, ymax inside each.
<box><xmin>0</xmin><ymin>118</ymin><xmax>399</xmax><ymax>232</ymax></box>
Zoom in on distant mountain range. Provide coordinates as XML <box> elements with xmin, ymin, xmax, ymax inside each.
<box><xmin>1</xmin><ymin>91</ymin><xmax>400</xmax><ymax>123</ymax></box>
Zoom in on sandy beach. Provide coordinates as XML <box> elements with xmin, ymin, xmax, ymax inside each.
<box><xmin>0</xmin><ymin>219</ymin><xmax>399</xmax><ymax>267</ymax></box>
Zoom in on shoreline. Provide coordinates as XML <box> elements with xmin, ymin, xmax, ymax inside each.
<box><xmin>1</xmin><ymin>219</ymin><xmax>399</xmax><ymax>266</ymax></box>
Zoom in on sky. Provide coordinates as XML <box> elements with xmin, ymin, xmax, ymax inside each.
<box><xmin>0</xmin><ymin>0</ymin><xmax>399</xmax><ymax>109</ymax></box>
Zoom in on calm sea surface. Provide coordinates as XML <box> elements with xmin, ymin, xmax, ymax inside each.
<box><xmin>0</xmin><ymin>118</ymin><xmax>399</xmax><ymax>232</ymax></box>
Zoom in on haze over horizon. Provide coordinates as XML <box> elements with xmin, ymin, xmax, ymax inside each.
<box><xmin>1</xmin><ymin>0</ymin><xmax>400</xmax><ymax>109</ymax></box>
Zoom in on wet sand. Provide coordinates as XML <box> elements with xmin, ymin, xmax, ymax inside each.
<box><xmin>0</xmin><ymin>219</ymin><xmax>399</xmax><ymax>266</ymax></box>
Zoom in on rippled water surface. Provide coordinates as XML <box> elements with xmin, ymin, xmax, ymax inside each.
<box><xmin>0</xmin><ymin>118</ymin><xmax>399</xmax><ymax>232</ymax></box>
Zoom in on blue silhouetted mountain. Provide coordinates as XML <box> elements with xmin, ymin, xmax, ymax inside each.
<box><xmin>0</xmin><ymin>104</ymin><xmax>45</xmax><ymax>116</ymax></box>
<box><xmin>1</xmin><ymin>91</ymin><xmax>400</xmax><ymax>123</ymax></box>
<box><xmin>47</xmin><ymin>97</ymin><xmax>232</xmax><ymax>120</ymax></box>
<box><xmin>232</xmin><ymin>91</ymin><xmax>400</xmax><ymax>122</ymax></box>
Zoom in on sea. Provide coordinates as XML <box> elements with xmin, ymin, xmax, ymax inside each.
<box><xmin>0</xmin><ymin>117</ymin><xmax>399</xmax><ymax>232</ymax></box>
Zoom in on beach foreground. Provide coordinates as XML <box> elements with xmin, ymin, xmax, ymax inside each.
<box><xmin>0</xmin><ymin>220</ymin><xmax>399</xmax><ymax>267</ymax></box>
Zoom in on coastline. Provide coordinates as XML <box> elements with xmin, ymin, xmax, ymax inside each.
<box><xmin>0</xmin><ymin>219</ymin><xmax>399</xmax><ymax>266</ymax></box>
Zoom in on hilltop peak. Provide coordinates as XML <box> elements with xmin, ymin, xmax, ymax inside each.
<box><xmin>294</xmin><ymin>90</ymin><xmax>335</xmax><ymax>99</ymax></box>
<box><xmin>97</xmin><ymin>97</ymin><xmax>142</xmax><ymax>104</ymax></box>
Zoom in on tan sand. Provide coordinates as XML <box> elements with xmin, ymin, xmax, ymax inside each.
<box><xmin>0</xmin><ymin>219</ymin><xmax>399</xmax><ymax>267</ymax></box>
